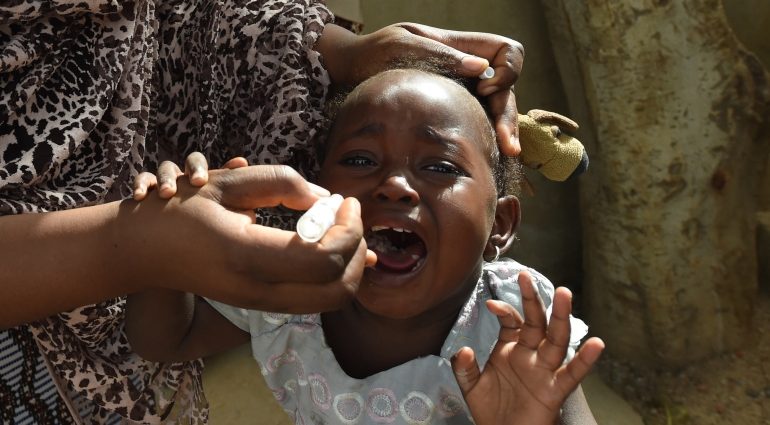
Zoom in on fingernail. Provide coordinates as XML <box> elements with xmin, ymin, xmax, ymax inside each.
<box><xmin>308</xmin><ymin>182</ymin><xmax>330</xmax><ymax>197</ymax></box>
<box><xmin>461</xmin><ymin>55</ymin><xmax>488</xmax><ymax>72</ymax></box>
<box><xmin>348</xmin><ymin>196</ymin><xmax>361</xmax><ymax>215</ymax></box>
<box><xmin>479</xmin><ymin>85</ymin><xmax>499</xmax><ymax>97</ymax></box>
<box><xmin>192</xmin><ymin>169</ymin><xmax>206</xmax><ymax>183</ymax></box>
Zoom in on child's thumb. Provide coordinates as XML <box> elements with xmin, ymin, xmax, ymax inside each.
<box><xmin>451</xmin><ymin>347</ymin><xmax>481</xmax><ymax>396</ymax></box>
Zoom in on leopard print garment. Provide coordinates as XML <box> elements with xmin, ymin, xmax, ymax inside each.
<box><xmin>1</xmin><ymin>0</ymin><xmax>332</xmax><ymax>423</ymax></box>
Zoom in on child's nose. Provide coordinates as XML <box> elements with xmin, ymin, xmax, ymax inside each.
<box><xmin>373</xmin><ymin>175</ymin><xmax>420</xmax><ymax>206</ymax></box>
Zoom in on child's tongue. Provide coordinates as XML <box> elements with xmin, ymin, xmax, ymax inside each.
<box><xmin>366</xmin><ymin>230</ymin><xmax>426</xmax><ymax>273</ymax></box>
<box><xmin>376</xmin><ymin>244</ymin><xmax>425</xmax><ymax>272</ymax></box>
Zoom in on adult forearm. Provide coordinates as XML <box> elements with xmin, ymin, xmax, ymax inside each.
<box><xmin>0</xmin><ymin>201</ymin><xmax>134</xmax><ymax>328</ymax></box>
<box><xmin>125</xmin><ymin>288</ymin><xmax>196</xmax><ymax>362</ymax></box>
<box><xmin>1</xmin><ymin>165</ymin><xmax>369</xmax><ymax>328</ymax></box>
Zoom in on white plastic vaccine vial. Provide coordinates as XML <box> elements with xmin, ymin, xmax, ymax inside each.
<box><xmin>296</xmin><ymin>194</ymin><xmax>344</xmax><ymax>242</ymax></box>
<box><xmin>479</xmin><ymin>67</ymin><xmax>495</xmax><ymax>80</ymax></box>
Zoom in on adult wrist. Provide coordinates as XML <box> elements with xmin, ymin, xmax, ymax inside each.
<box><xmin>110</xmin><ymin>198</ymin><xmax>153</xmax><ymax>294</ymax></box>
<box><xmin>315</xmin><ymin>23</ymin><xmax>359</xmax><ymax>86</ymax></box>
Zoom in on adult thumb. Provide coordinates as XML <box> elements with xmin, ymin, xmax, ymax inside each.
<box><xmin>212</xmin><ymin>165</ymin><xmax>329</xmax><ymax>211</ymax></box>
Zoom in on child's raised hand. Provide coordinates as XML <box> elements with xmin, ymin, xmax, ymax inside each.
<box><xmin>451</xmin><ymin>271</ymin><xmax>605</xmax><ymax>425</ymax></box>
<box><xmin>132</xmin><ymin>153</ymin><xmax>249</xmax><ymax>200</ymax></box>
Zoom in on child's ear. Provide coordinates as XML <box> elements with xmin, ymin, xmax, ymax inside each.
<box><xmin>485</xmin><ymin>195</ymin><xmax>520</xmax><ymax>259</ymax></box>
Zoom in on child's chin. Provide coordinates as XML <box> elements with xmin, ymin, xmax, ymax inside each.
<box><xmin>354</xmin><ymin>293</ymin><xmax>423</xmax><ymax>320</ymax></box>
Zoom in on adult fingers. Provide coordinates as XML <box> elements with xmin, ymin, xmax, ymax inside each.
<box><xmin>234</xmin><ymin>199</ymin><xmax>362</xmax><ymax>286</ymax></box>
<box><xmin>474</xmin><ymin>36</ymin><xmax>523</xmax><ymax>97</ymax></box>
<box><xmin>227</xmin><ymin>230</ymin><xmax>368</xmax><ymax>312</ymax></box>
<box><xmin>397</xmin><ymin>23</ymin><xmax>523</xmax><ymax>82</ymax></box>
<box><xmin>451</xmin><ymin>347</ymin><xmax>481</xmax><ymax>397</ymax></box>
<box><xmin>255</xmin><ymin>238</ymin><xmax>369</xmax><ymax>313</ymax></box>
<box><xmin>516</xmin><ymin>271</ymin><xmax>548</xmax><ymax>350</ymax></box>
<box><xmin>365</xmin><ymin>249</ymin><xmax>378</xmax><ymax>267</ymax></box>
<box><xmin>489</xmin><ymin>90</ymin><xmax>521</xmax><ymax>156</ymax></box>
<box><xmin>210</xmin><ymin>165</ymin><xmax>330</xmax><ymax>211</ymax></box>
<box><xmin>554</xmin><ymin>337</ymin><xmax>605</xmax><ymax>397</ymax></box>
<box><xmin>184</xmin><ymin>152</ymin><xmax>209</xmax><ymax>186</ymax></box>
<box><xmin>485</xmin><ymin>299</ymin><xmax>523</xmax><ymax>344</ymax></box>
<box><xmin>222</xmin><ymin>156</ymin><xmax>249</xmax><ymax>169</ymax></box>
<box><xmin>319</xmin><ymin>197</ymin><xmax>365</xmax><ymax>260</ymax></box>
<box><xmin>390</xmin><ymin>23</ymin><xmax>487</xmax><ymax>75</ymax></box>
<box><xmin>395</xmin><ymin>23</ymin><xmax>522</xmax><ymax>156</ymax></box>
<box><xmin>158</xmin><ymin>161</ymin><xmax>183</xmax><ymax>199</ymax></box>
<box><xmin>538</xmin><ymin>287</ymin><xmax>573</xmax><ymax>369</ymax></box>
<box><xmin>252</xmin><ymin>198</ymin><xmax>368</xmax><ymax>313</ymax></box>
<box><xmin>133</xmin><ymin>172</ymin><xmax>158</xmax><ymax>201</ymax></box>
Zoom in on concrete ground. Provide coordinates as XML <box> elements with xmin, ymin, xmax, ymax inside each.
<box><xmin>203</xmin><ymin>344</ymin><xmax>643</xmax><ymax>424</ymax></box>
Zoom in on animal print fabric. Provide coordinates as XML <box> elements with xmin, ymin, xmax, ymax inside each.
<box><xmin>0</xmin><ymin>0</ymin><xmax>333</xmax><ymax>423</ymax></box>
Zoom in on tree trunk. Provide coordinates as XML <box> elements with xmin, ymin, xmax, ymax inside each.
<box><xmin>541</xmin><ymin>0</ymin><xmax>770</xmax><ymax>367</ymax></box>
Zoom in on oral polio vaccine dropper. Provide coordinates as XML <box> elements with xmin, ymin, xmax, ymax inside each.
<box><xmin>297</xmin><ymin>194</ymin><xmax>344</xmax><ymax>243</ymax></box>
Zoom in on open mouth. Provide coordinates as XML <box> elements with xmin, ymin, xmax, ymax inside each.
<box><xmin>365</xmin><ymin>226</ymin><xmax>427</xmax><ymax>273</ymax></box>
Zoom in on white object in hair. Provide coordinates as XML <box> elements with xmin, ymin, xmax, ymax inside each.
<box><xmin>479</xmin><ymin>67</ymin><xmax>495</xmax><ymax>80</ymax></box>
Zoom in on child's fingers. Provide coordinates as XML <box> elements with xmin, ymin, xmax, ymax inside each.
<box><xmin>485</xmin><ymin>299</ymin><xmax>523</xmax><ymax>344</ymax></box>
<box><xmin>157</xmin><ymin>160</ymin><xmax>183</xmax><ymax>199</ymax></box>
<box><xmin>133</xmin><ymin>172</ymin><xmax>158</xmax><ymax>201</ymax></box>
<box><xmin>451</xmin><ymin>347</ymin><xmax>481</xmax><ymax>397</ymax></box>
<box><xmin>516</xmin><ymin>271</ymin><xmax>548</xmax><ymax>350</ymax></box>
<box><xmin>222</xmin><ymin>156</ymin><xmax>249</xmax><ymax>169</ymax></box>
<box><xmin>539</xmin><ymin>287</ymin><xmax>573</xmax><ymax>369</ymax></box>
<box><xmin>554</xmin><ymin>337</ymin><xmax>605</xmax><ymax>396</ymax></box>
<box><xmin>184</xmin><ymin>152</ymin><xmax>209</xmax><ymax>186</ymax></box>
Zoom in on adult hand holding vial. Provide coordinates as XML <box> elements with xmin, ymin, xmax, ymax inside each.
<box><xmin>479</xmin><ymin>66</ymin><xmax>495</xmax><ymax>80</ymax></box>
<box><xmin>297</xmin><ymin>194</ymin><xmax>345</xmax><ymax>242</ymax></box>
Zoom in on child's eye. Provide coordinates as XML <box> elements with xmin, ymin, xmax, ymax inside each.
<box><xmin>340</xmin><ymin>155</ymin><xmax>376</xmax><ymax>167</ymax></box>
<box><xmin>423</xmin><ymin>162</ymin><xmax>466</xmax><ymax>176</ymax></box>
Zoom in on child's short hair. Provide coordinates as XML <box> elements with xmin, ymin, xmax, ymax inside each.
<box><xmin>321</xmin><ymin>57</ymin><xmax>522</xmax><ymax>197</ymax></box>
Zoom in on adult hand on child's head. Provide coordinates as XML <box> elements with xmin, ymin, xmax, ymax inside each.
<box><xmin>451</xmin><ymin>271</ymin><xmax>605</xmax><ymax>425</ymax></box>
<box><xmin>317</xmin><ymin>23</ymin><xmax>524</xmax><ymax>156</ymax></box>
<box><xmin>124</xmin><ymin>164</ymin><xmax>372</xmax><ymax>313</ymax></box>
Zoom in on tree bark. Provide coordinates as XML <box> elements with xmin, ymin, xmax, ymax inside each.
<box><xmin>541</xmin><ymin>0</ymin><xmax>770</xmax><ymax>367</ymax></box>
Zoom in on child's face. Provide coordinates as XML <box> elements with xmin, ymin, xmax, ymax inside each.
<box><xmin>319</xmin><ymin>70</ymin><xmax>502</xmax><ymax>320</ymax></box>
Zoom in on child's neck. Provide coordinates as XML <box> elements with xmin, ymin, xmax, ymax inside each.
<box><xmin>321</xmin><ymin>284</ymin><xmax>475</xmax><ymax>379</ymax></box>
